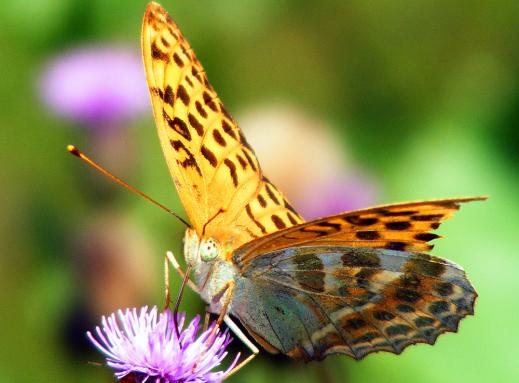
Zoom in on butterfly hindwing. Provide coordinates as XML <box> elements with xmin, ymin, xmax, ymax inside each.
<box><xmin>142</xmin><ymin>3</ymin><xmax>303</xmax><ymax>250</ymax></box>
<box><xmin>233</xmin><ymin>245</ymin><xmax>476</xmax><ymax>360</ymax></box>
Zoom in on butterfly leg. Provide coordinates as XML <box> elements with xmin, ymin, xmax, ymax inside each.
<box><xmin>163</xmin><ymin>254</ymin><xmax>171</xmax><ymax>310</ymax></box>
<box><xmin>203</xmin><ymin>307</ymin><xmax>212</xmax><ymax>332</ymax></box>
<box><xmin>206</xmin><ymin>280</ymin><xmax>235</xmax><ymax>346</ymax></box>
<box><xmin>192</xmin><ymin>281</ymin><xmax>236</xmax><ymax>373</ymax></box>
<box><xmin>165</xmin><ymin>251</ymin><xmax>196</xmax><ymax>339</ymax></box>
<box><xmin>171</xmin><ymin>262</ymin><xmax>192</xmax><ymax>339</ymax></box>
<box><xmin>166</xmin><ymin>250</ymin><xmax>199</xmax><ymax>293</ymax></box>
<box><xmin>223</xmin><ymin>315</ymin><xmax>259</xmax><ymax>379</ymax></box>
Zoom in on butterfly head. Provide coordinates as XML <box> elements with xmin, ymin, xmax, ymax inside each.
<box><xmin>183</xmin><ymin>228</ymin><xmax>223</xmax><ymax>266</ymax></box>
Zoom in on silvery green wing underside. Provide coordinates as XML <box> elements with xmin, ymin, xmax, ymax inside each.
<box><xmin>231</xmin><ymin>245</ymin><xmax>476</xmax><ymax>361</ymax></box>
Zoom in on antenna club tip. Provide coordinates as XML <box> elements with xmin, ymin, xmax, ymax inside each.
<box><xmin>67</xmin><ymin>144</ymin><xmax>81</xmax><ymax>157</ymax></box>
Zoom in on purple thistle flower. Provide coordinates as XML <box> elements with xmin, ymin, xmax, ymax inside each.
<box><xmin>39</xmin><ymin>45</ymin><xmax>148</xmax><ymax>128</ymax></box>
<box><xmin>87</xmin><ymin>306</ymin><xmax>239</xmax><ymax>383</ymax></box>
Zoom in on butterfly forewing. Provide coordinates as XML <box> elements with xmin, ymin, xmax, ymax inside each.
<box><xmin>142</xmin><ymin>3</ymin><xmax>303</xmax><ymax>250</ymax></box>
<box><xmin>234</xmin><ymin>197</ymin><xmax>485</xmax><ymax>269</ymax></box>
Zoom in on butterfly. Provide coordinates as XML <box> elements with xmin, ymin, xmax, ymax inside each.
<box><xmin>141</xmin><ymin>2</ymin><xmax>483</xmax><ymax>362</ymax></box>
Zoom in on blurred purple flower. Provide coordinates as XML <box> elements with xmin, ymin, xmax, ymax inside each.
<box><xmin>240</xmin><ymin>105</ymin><xmax>380</xmax><ymax>220</ymax></box>
<box><xmin>39</xmin><ymin>45</ymin><xmax>148</xmax><ymax>128</ymax></box>
<box><xmin>298</xmin><ymin>173</ymin><xmax>379</xmax><ymax>220</ymax></box>
<box><xmin>87</xmin><ymin>306</ymin><xmax>238</xmax><ymax>383</ymax></box>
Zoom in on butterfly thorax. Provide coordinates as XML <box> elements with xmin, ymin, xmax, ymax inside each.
<box><xmin>183</xmin><ymin>228</ymin><xmax>238</xmax><ymax>313</ymax></box>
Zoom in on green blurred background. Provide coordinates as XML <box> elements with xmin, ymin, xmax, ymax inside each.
<box><xmin>2</xmin><ymin>0</ymin><xmax>519</xmax><ymax>382</ymax></box>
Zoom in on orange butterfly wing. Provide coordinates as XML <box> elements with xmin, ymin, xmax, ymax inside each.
<box><xmin>234</xmin><ymin>197</ymin><xmax>486</xmax><ymax>268</ymax></box>
<box><xmin>141</xmin><ymin>3</ymin><xmax>303</xmax><ymax>251</ymax></box>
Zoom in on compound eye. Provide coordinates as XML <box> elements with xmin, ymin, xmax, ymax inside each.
<box><xmin>199</xmin><ymin>238</ymin><xmax>219</xmax><ymax>262</ymax></box>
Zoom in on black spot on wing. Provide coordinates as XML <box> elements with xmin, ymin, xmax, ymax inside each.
<box><xmin>223</xmin><ymin>159</ymin><xmax>238</xmax><ymax>186</ymax></box>
<box><xmin>172</xmin><ymin>52</ymin><xmax>184</xmax><ymax>67</ymax></box>
<box><xmin>257</xmin><ymin>194</ymin><xmax>267</xmax><ymax>208</ymax></box>
<box><xmin>354</xmin><ymin>268</ymin><xmax>379</xmax><ymax>288</ymax></box>
<box><xmin>222</xmin><ymin>120</ymin><xmax>237</xmax><ymax>140</ymax></box>
<box><xmin>404</xmin><ymin>254</ymin><xmax>446</xmax><ymax>277</ymax></box>
<box><xmin>434</xmin><ymin>282</ymin><xmax>454</xmax><ymax>297</ymax></box>
<box><xmin>160</xmin><ymin>36</ymin><xmax>170</xmax><ymax>48</ymax></box>
<box><xmin>385</xmin><ymin>221</ymin><xmax>411</xmax><ymax>230</ymax></box>
<box><xmin>236</xmin><ymin>154</ymin><xmax>247</xmax><ymax>170</ymax></box>
<box><xmin>287</xmin><ymin>212</ymin><xmax>299</xmax><ymax>225</ymax></box>
<box><xmin>203</xmin><ymin>91</ymin><xmax>218</xmax><ymax>111</ymax></box>
<box><xmin>293</xmin><ymin>253</ymin><xmax>324</xmax><ymax>271</ymax></box>
<box><xmin>283</xmin><ymin>198</ymin><xmax>299</xmax><ymax>216</ymax></box>
<box><xmin>414</xmin><ymin>233</ymin><xmax>440</xmax><ymax>241</ymax></box>
<box><xmin>344</xmin><ymin>216</ymin><xmax>379</xmax><ymax>226</ymax></box>
<box><xmin>395</xmin><ymin>288</ymin><xmax>421</xmax><ymax>303</ymax></box>
<box><xmin>151</xmin><ymin>41</ymin><xmax>168</xmax><ymax>61</ymax></box>
<box><xmin>191</xmin><ymin>66</ymin><xmax>202</xmax><ymax>81</ymax></box>
<box><xmin>151</xmin><ymin>87</ymin><xmax>163</xmax><ymax>99</ymax></box>
<box><xmin>195</xmin><ymin>101</ymin><xmax>208</xmax><ymax>118</ymax></box>
<box><xmin>415</xmin><ymin>317</ymin><xmax>434</xmax><ymax>327</ymax></box>
<box><xmin>264</xmin><ymin>181</ymin><xmax>280</xmax><ymax>204</ymax></box>
<box><xmin>399</xmin><ymin>274</ymin><xmax>421</xmax><ymax>289</ymax></box>
<box><xmin>271</xmin><ymin>214</ymin><xmax>286</xmax><ymax>229</ymax></box>
<box><xmin>373</xmin><ymin>311</ymin><xmax>395</xmax><ymax>321</ymax></box>
<box><xmin>397</xmin><ymin>304</ymin><xmax>415</xmax><ymax>313</ymax></box>
<box><xmin>355</xmin><ymin>231</ymin><xmax>380</xmax><ymax>240</ymax></box>
<box><xmin>385</xmin><ymin>242</ymin><xmax>407</xmax><ymax>251</ymax></box>
<box><xmin>352</xmin><ymin>332</ymin><xmax>379</xmax><ymax>345</ymax></box>
<box><xmin>296</xmin><ymin>270</ymin><xmax>326</xmax><ymax>292</ymax></box>
<box><xmin>246</xmin><ymin>204</ymin><xmax>266</xmax><ymax>234</ymax></box>
<box><xmin>169</xmin><ymin>140</ymin><xmax>201</xmax><ymax>176</ymax></box>
<box><xmin>213</xmin><ymin>129</ymin><xmax>227</xmax><ymax>147</ymax></box>
<box><xmin>176</xmin><ymin>84</ymin><xmax>190</xmax><ymax>106</ymax></box>
<box><xmin>201</xmin><ymin>145</ymin><xmax>217</xmax><ymax>167</ymax></box>
<box><xmin>386</xmin><ymin>324</ymin><xmax>411</xmax><ymax>336</ymax></box>
<box><xmin>242</xmin><ymin>150</ymin><xmax>257</xmax><ymax>171</ymax></box>
<box><xmin>163</xmin><ymin>111</ymin><xmax>191</xmax><ymax>141</ymax></box>
<box><xmin>341</xmin><ymin>249</ymin><xmax>381</xmax><ymax>267</ymax></box>
<box><xmin>188</xmin><ymin>113</ymin><xmax>204</xmax><ymax>136</ymax></box>
<box><xmin>429</xmin><ymin>301</ymin><xmax>449</xmax><ymax>315</ymax></box>
<box><xmin>163</xmin><ymin>85</ymin><xmax>174</xmax><ymax>105</ymax></box>
<box><xmin>345</xmin><ymin>318</ymin><xmax>367</xmax><ymax>330</ymax></box>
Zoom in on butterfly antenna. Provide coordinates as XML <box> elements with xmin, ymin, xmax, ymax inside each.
<box><xmin>202</xmin><ymin>207</ymin><xmax>225</xmax><ymax>235</ymax></box>
<box><xmin>67</xmin><ymin>145</ymin><xmax>191</xmax><ymax>228</ymax></box>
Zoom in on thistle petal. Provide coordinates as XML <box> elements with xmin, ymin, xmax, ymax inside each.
<box><xmin>88</xmin><ymin>306</ymin><xmax>238</xmax><ymax>383</ymax></box>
